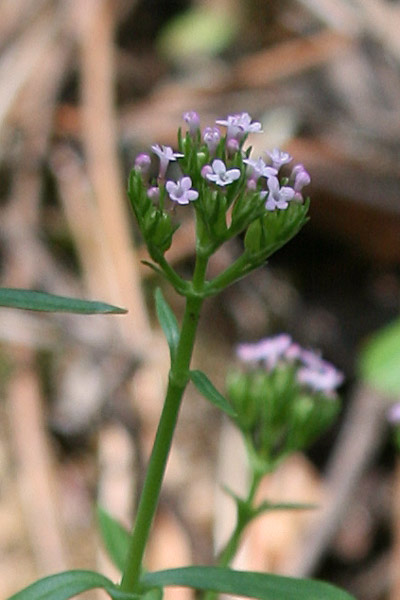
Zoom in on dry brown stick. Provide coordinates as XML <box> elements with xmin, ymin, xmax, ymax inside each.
<box><xmin>8</xmin><ymin>351</ymin><xmax>68</xmax><ymax>574</ymax></box>
<box><xmin>0</xmin><ymin>3</ymin><xmax>61</xmax><ymax>139</ymax></box>
<box><xmin>0</xmin><ymin>0</ymin><xmax>52</xmax><ymax>49</ymax></box>
<box><xmin>294</xmin><ymin>0</ymin><xmax>360</xmax><ymax>34</ymax></box>
<box><xmin>351</xmin><ymin>0</ymin><xmax>400</xmax><ymax>62</ymax></box>
<box><xmin>79</xmin><ymin>0</ymin><xmax>150</xmax><ymax>346</ymax></box>
<box><xmin>50</xmin><ymin>145</ymin><xmax>127</xmax><ymax>337</ymax></box>
<box><xmin>233</xmin><ymin>29</ymin><xmax>354</xmax><ymax>88</ymax></box>
<box><xmin>299</xmin><ymin>0</ymin><xmax>400</xmax><ymax>63</ymax></box>
<box><xmin>288</xmin><ymin>384</ymin><xmax>391</xmax><ymax>577</ymax></box>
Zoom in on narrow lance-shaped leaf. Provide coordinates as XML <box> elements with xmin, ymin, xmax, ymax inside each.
<box><xmin>6</xmin><ymin>570</ymin><xmax>126</xmax><ymax>600</ymax></box>
<box><xmin>155</xmin><ymin>287</ymin><xmax>180</xmax><ymax>360</ymax></box>
<box><xmin>257</xmin><ymin>501</ymin><xmax>318</xmax><ymax>512</ymax></box>
<box><xmin>222</xmin><ymin>486</ymin><xmax>317</xmax><ymax>516</ymax></box>
<box><xmin>97</xmin><ymin>506</ymin><xmax>131</xmax><ymax>572</ymax></box>
<box><xmin>189</xmin><ymin>370</ymin><xmax>236</xmax><ymax>417</ymax></box>
<box><xmin>0</xmin><ymin>289</ymin><xmax>127</xmax><ymax>314</ymax></box>
<box><xmin>141</xmin><ymin>566</ymin><xmax>356</xmax><ymax>600</ymax></box>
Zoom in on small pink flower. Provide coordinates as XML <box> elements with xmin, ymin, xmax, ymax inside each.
<box><xmin>266</xmin><ymin>148</ymin><xmax>293</xmax><ymax>170</ymax></box>
<box><xmin>151</xmin><ymin>144</ymin><xmax>183</xmax><ymax>179</ymax></box>
<box><xmin>285</xmin><ymin>343</ymin><xmax>302</xmax><ymax>361</ymax></box>
<box><xmin>166</xmin><ymin>176</ymin><xmax>198</xmax><ymax>205</ymax></box>
<box><xmin>201</xmin><ymin>164</ymin><xmax>213</xmax><ymax>179</ymax></box>
<box><xmin>297</xmin><ymin>363</ymin><xmax>344</xmax><ymax>394</ymax></box>
<box><xmin>243</xmin><ymin>157</ymin><xmax>277</xmax><ymax>182</ymax></box>
<box><xmin>237</xmin><ymin>334</ymin><xmax>292</xmax><ymax>370</ymax></box>
<box><xmin>216</xmin><ymin>112</ymin><xmax>262</xmax><ymax>141</ymax></box>
<box><xmin>265</xmin><ymin>176</ymin><xmax>295</xmax><ymax>211</ymax></box>
<box><xmin>295</xmin><ymin>348</ymin><xmax>344</xmax><ymax>394</ymax></box>
<box><xmin>205</xmin><ymin>159</ymin><xmax>241</xmax><ymax>187</ymax></box>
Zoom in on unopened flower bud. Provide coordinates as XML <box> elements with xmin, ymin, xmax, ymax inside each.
<box><xmin>247</xmin><ymin>178</ymin><xmax>257</xmax><ymax>191</ymax></box>
<box><xmin>227</xmin><ymin>138</ymin><xmax>239</xmax><ymax>157</ymax></box>
<box><xmin>203</xmin><ymin>126</ymin><xmax>221</xmax><ymax>155</ymax></box>
<box><xmin>294</xmin><ymin>168</ymin><xmax>311</xmax><ymax>192</ymax></box>
<box><xmin>135</xmin><ymin>153</ymin><xmax>151</xmax><ymax>174</ymax></box>
<box><xmin>291</xmin><ymin>164</ymin><xmax>311</xmax><ymax>192</ymax></box>
<box><xmin>147</xmin><ymin>186</ymin><xmax>160</xmax><ymax>201</ymax></box>
<box><xmin>183</xmin><ymin>111</ymin><xmax>200</xmax><ymax>137</ymax></box>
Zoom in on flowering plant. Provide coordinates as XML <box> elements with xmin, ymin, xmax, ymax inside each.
<box><xmin>9</xmin><ymin>113</ymin><xmax>354</xmax><ymax>600</ymax></box>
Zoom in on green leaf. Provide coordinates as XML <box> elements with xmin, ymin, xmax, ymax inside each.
<box><xmin>7</xmin><ymin>570</ymin><xmax>122</xmax><ymax>600</ymax></box>
<box><xmin>141</xmin><ymin>567</ymin><xmax>356</xmax><ymax>600</ymax></box>
<box><xmin>141</xmin><ymin>260</ymin><xmax>164</xmax><ymax>277</ymax></box>
<box><xmin>0</xmin><ymin>288</ymin><xmax>127</xmax><ymax>314</ymax></box>
<box><xmin>155</xmin><ymin>288</ymin><xmax>180</xmax><ymax>360</ymax></box>
<box><xmin>97</xmin><ymin>506</ymin><xmax>131</xmax><ymax>572</ymax></box>
<box><xmin>359</xmin><ymin>318</ymin><xmax>400</xmax><ymax>395</ymax></box>
<box><xmin>256</xmin><ymin>501</ymin><xmax>318</xmax><ymax>514</ymax></box>
<box><xmin>189</xmin><ymin>370</ymin><xmax>236</xmax><ymax>417</ymax></box>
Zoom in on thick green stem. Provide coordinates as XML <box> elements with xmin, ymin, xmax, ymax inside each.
<box><xmin>120</xmin><ymin>260</ymin><xmax>207</xmax><ymax>593</ymax></box>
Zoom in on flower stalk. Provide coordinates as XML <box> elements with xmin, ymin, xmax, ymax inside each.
<box><xmin>120</xmin><ymin>260</ymin><xmax>207</xmax><ymax>593</ymax></box>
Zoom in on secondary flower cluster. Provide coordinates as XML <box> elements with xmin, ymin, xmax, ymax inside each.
<box><xmin>227</xmin><ymin>335</ymin><xmax>343</xmax><ymax>470</ymax></box>
<box><xmin>237</xmin><ymin>334</ymin><xmax>344</xmax><ymax>396</ymax></box>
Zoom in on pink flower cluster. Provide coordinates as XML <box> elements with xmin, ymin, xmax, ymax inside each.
<box><xmin>237</xmin><ymin>334</ymin><xmax>344</xmax><ymax>396</ymax></box>
<box><xmin>134</xmin><ymin>110</ymin><xmax>311</xmax><ymax>210</ymax></box>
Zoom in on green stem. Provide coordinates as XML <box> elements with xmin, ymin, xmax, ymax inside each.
<box><xmin>203</xmin><ymin>471</ymin><xmax>263</xmax><ymax>600</ymax></box>
<box><xmin>156</xmin><ymin>253</ymin><xmax>190</xmax><ymax>296</ymax></box>
<box><xmin>220</xmin><ymin>471</ymin><xmax>262</xmax><ymax>566</ymax></box>
<box><xmin>120</xmin><ymin>258</ymin><xmax>208</xmax><ymax>593</ymax></box>
<box><xmin>204</xmin><ymin>252</ymin><xmax>253</xmax><ymax>296</ymax></box>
